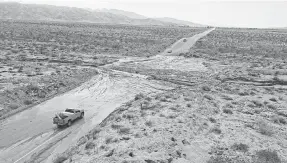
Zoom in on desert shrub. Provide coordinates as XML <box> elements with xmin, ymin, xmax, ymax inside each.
<box><xmin>222</xmin><ymin>95</ymin><xmax>233</xmax><ymax>101</ymax></box>
<box><xmin>111</xmin><ymin>124</ymin><xmax>123</xmax><ymax>130</ymax></box>
<box><xmin>53</xmin><ymin>154</ymin><xmax>68</xmax><ymax>163</ymax></box>
<box><xmin>238</xmin><ymin>91</ymin><xmax>249</xmax><ymax>96</ymax></box>
<box><xmin>8</xmin><ymin>104</ymin><xmax>19</xmax><ymax>110</ymax></box>
<box><xmin>24</xmin><ymin>100</ymin><xmax>33</xmax><ymax>105</ymax></box>
<box><xmin>187</xmin><ymin>103</ymin><xmax>191</xmax><ymax>107</ymax></box>
<box><xmin>141</xmin><ymin>101</ymin><xmax>156</xmax><ymax>110</ymax></box>
<box><xmin>168</xmin><ymin>114</ymin><xmax>177</xmax><ymax>119</ymax></box>
<box><xmin>202</xmin><ymin>85</ymin><xmax>211</xmax><ymax>91</ymax></box>
<box><xmin>145</xmin><ymin>97</ymin><xmax>152</xmax><ymax>101</ymax></box>
<box><xmin>258</xmin><ymin>120</ymin><xmax>273</xmax><ymax>136</ymax></box>
<box><xmin>223</xmin><ymin>108</ymin><xmax>233</xmax><ymax>114</ymax></box>
<box><xmin>279</xmin><ymin>117</ymin><xmax>287</xmax><ymax>124</ymax></box>
<box><xmin>211</xmin><ymin>127</ymin><xmax>222</xmax><ymax>134</ymax></box>
<box><xmin>169</xmin><ymin>106</ymin><xmax>178</xmax><ymax>112</ymax></box>
<box><xmin>125</xmin><ymin>102</ymin><xmax>132</xmax><ymax>107</ymax></box>
<box><xmin>92</xmin><ymin>128</ymin><xmax>101</xmax><ymax>139</ymax></box>
<box><xmin>271</xmin><ymin>115</ymin><xmax>286</xmax><ymax>125</ymax></box>
<box><xmin>252</xmin><ymin>100</ymin><xmax>263</xmax><ymax>107</ymax></box>
<box><xmin>135</xmin><ymin>93</ymin><xmax>145</xmax><ymax>100</ymax></box>
<box><xmin>145</xmin><ymin>120</ymin><xmax>153</xmax><ymax>127</ymax></box>
<box><xmin>27</xmin><ymin>84</ymin><xmax>39</xmax><ymax>92</ymax></box>
<box><xmin>140</xmin><ymin>110</ymin><xmax>147</xmax><ymax>117</ymax></box>
<box><xmin>105</xmin><ymin>137</ymin><xmax>113</xmax><ymax>144</ymax></box>
<box><xmin>118</xmin><ymin>127</ymin><xmax>130</xmax><ymax>135</ymax></box>
<box><xmin>231</xmin><ymin>143</ymin><xmax>249</xmax><ymax>152</ymax></box>
<box><xmin>160</xmin><ymin>97</ymin><xmax>168</xmax><ymax>102</ymax></box>
<box><xmin>267</xmin><ymin>104</ymin><xmax>277</xmax><ymax>110</ymax></box>
<box><xmin>269</xmin><ymin>98</ymin><xmax>277</xmax><ymax>102</ymax></box>
<box><xmin>184</xmin><ymin>97</ymin><xmax>192</xmax><ymax>101</ymax></box>
<box><xmin>207</xmin><ymin>155</ymin><xmax>233</xmax><ymax>163</ymax></box>
<box><xmin>85</xmin><ymin>141</ymin><xmax>96</xmax><ymax>149</ymax></box>
<box><xmin>204</xmin><ymin>94</ymin><xmax>214</xmax><ymax>100</ymax></box>
<box><xmin>124</xmin><ymin>113</ymin><xmax>135</xmax><ymax>120</ymax></box>
<box><xmin>255</xmin><ymin>149</ymin><xmax>281</xmax><ymax>163</ymax></box>
<box><xmin>225</xmin><ymin>103</ymin><xmax>234</xmax><ymax>108</ymax></box>
<box><xmin>209</xmin><ymin>117</ymin><xmax>216</xmax><ymax>123</ymax></box>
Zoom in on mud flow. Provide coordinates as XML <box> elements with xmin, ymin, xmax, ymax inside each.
<box><xmin>0</xmin><ymin>28</ymin><xmax>214</xmax><ymax>163</ymax></box>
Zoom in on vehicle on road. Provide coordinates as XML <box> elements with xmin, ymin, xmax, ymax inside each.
<box><xmin>167</xmin><ymin>49</ymin><xmax>172</xmax><ymax>53</ymax></box>
<box><xmin>53</xmin><ymin>108</ymin><xmax>84</xmax><ymax>127</ymax></box>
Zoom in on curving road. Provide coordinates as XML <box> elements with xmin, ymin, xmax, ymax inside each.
<box><xmin>0</xmin><ymin>28</ymin><xmax>214</xmax><ymax>163</ymax></box>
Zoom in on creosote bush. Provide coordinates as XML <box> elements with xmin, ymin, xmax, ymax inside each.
<box><xmin>135</xmin><ymin>93</ymin><xmax>145</xmax><ymax>100</ymax></box>
<box><xmin>8</xmin><ymin>104</ymin><xmax>19</xmax><ymax>110</ymax></box>
<box><xmin>209</xmin><ymin>117</ymin><xmax>216</xmax><ymax>123</ymax></box>
<box><xmin>231</xmin><ymin>143</ymin><xmax>249</xmax><ymax>152</ymax></box>
<box><xmin>24</xmin><ymin>100</ymin><xmax>33</xmax><ymax>105</ymax></box>
<box><xmin>211</xmin><ymin>127</ymin><xmax>222</xmax><ymax>134</ymax></box>
<box><xmin>258</xmin><ymin>120</ymin><xmax>273</xmax><ymax>136</ymax></box>
<box><xmin>53</xmin><ymin>154</ymin><xmax>68</xmax><ymax>163</ymax></box>
<box><xmin>223</xmin><ymin>108</ymin><xmax>233</xmax><ymax>114</ymax></box>
<box><xmin>255</xmin><ymin>149</ymin><xmax>281</xmax><ymax>163</ymax></box>
<box><xmin>118</xmin><ymin>127</ymin><xmax>130</xmax><ymax>135</ymax></box>
<box><xmin>145</xmin><ymin>120</ymin><xmax>153</xmax><ymax>127</ymax></box>
<box><xmin>85</xmin><ymin>141</ymin><xmax>96</xmax><ymax>149</ymax></box>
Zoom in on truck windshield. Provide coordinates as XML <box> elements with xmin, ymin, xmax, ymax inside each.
<box><xmin>65</xmin><ymin>109</ymin><xmax>75</xmax><ymax>113</ymax></box>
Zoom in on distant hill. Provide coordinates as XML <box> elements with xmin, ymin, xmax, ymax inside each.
<box><xmin>96</xmin><ymin>9</ymin><xmax>147</xmax><ymax>19</ymax></box>
<box><xmin>0</xmin><ymin>2</ymin><xmax>204</xmax><ymax>27</ymax></box>
<box><xmin>154</xmin><ymin>17</ymin><xmax>205</xmax><ymax>27</ymax></box>
<box><xmin>97</xmin><ymin>9</ymin><xmax>204</xmax><ymax>27</ymax></box>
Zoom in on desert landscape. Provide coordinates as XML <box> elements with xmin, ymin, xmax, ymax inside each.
<box><xmin>51</xmin><ymin>28</ymin><xmax>287</xmax><ymax>163</ymax></box>
<box><xmin>0</xmin><ymin>2</ymin><xmax>287</xmax><ymax>163</ymax></box>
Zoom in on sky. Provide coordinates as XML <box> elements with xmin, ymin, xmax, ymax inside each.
<box><xmin>1</xmin><ymin>0</ymin><xmax>287</xmax><ymax>28</ymax></box>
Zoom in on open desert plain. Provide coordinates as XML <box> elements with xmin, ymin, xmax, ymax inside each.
<box><xmin>0</xmin><ymin>2</ymin><xmax>287</xmax><ymax>163</ymax></box>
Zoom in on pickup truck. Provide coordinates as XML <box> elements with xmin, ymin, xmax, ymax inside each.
<box><xmin>53</xmin><ymin>108</ymin><xmax>84</xmax><ymax>127</ymax></box>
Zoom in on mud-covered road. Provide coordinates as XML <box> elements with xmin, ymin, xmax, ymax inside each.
<box><xmin>0</xmin><ymin>28</ymin><xmax>214</xmax><ymax>163</ymax></box>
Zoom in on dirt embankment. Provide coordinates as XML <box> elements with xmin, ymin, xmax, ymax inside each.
<box><xmin>0</xmin><ymin>64</ymin><xmax>99</xmax><ymax>120</ymax></box>
<box><xmin>55</xmin><ymin>84</ymin><xmax>287</xmax><ymax>163</ymax></box>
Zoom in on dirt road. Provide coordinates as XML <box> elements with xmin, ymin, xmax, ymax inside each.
<box><xmin>0</xmin><ymin>28</ymin><xmax>214</xmax><ymax>163</ymax></box>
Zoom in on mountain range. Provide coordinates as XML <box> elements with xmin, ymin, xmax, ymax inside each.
<box><xmin>0</xmin><ymin>2</ymin><xmax>205</xmax><ymax>27</ymax></box>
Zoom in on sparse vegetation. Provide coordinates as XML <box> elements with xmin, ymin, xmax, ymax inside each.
<box><xmin>255</xmin><ymin>149</ymin><xmax>281</xmax><ymax>163</ymax></box>
<box><xmin>118</xmin><ymin>127</ymin><xmax>130</xmax><ymax>135</ymax></box>
<box><xmin>135</xmin><ymin>93</ymin><xmax>145</xmax><ymax>100</ymax></box>
<box><xmin>209</xmin><ymin>117</ymin><xmax>216</xmax><ymax>123</ymax></box>
<box><xmin>145</xmin><ymin>120</ymin><xmax>153</xmax><ymax>127</ymax></box>
<box><xmin>223</xmin><ymin>108</ymin><xmax>233</xmax><ymax>114</ymax></box>
<box><xmin>211</xmin><ymin>127</ymin><xmax>222</xmax><ymax>134</ymax></box>
<box><xmin>231</xmin><ymin>143</ymin><xmax>249</xmax><ymax>152</ymax></box>
<box><xmin>85</xmin><ymin>141</ymin><xmax>96</xmax><ymax>149</ymax></box>
<box><xmin>53</xmin><ymin>154</ymin><xmax>68</xmax><ymax>163</ymax></box>
<box><xmin>258</xmin><ymin>120</ymin><xmax>273</xmax><ymax>136</ymax></box>
<box><xmin>12</xmin><ymin>26</ymin><xmax>287</xmax><ymax>163</ymax></box>
<box><xmin>23</xmin><ymin>100</ymin><xmax>33</xmax><ymax>105</ymax></box>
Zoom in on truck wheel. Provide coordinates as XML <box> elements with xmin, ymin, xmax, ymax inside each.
<box><xmin>67</xmin><ymin>120</ymin><xmax>72</xmax><ymax>127</ymax></box>
<box><xmin>80</xmin><ymin>113</ymin><xmax>84</xmax><ymax>119</ymax></box>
